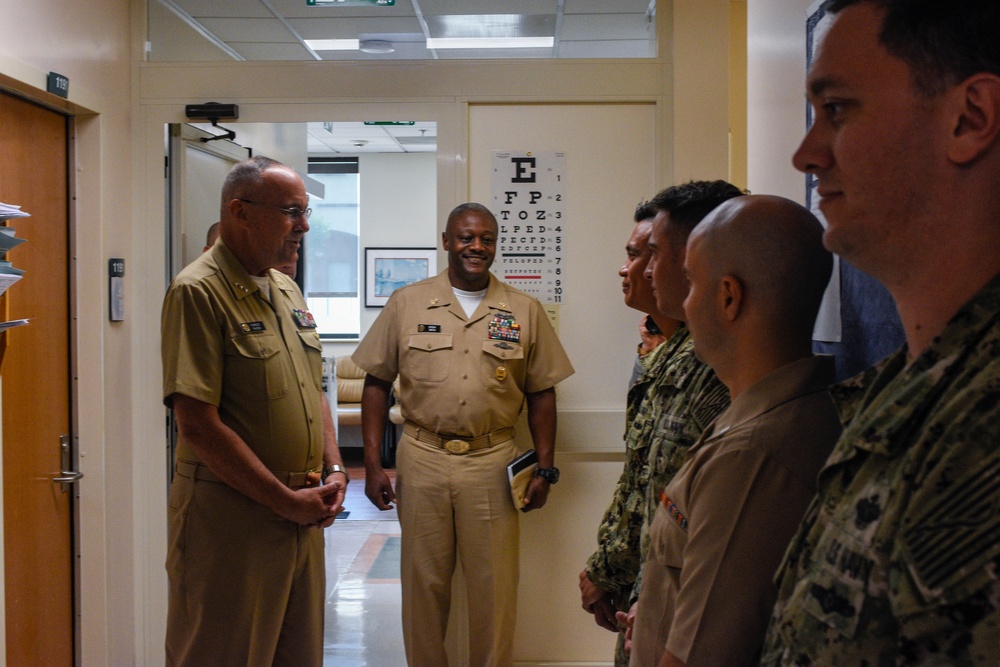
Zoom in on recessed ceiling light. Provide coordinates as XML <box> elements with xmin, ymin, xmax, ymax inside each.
<box><xmin>426</xmin><ymin>37</ymin><xmax>554</xmax><ymax>49</ymax></box>
<box><xmin>304</xmin><ymin>39</ymin><xmax>360</xmax><ymax>51</ymax></box>
<box><xmin>359</xmin><ymin>40</ymin><xmax>395</xmax><ymax>54</ymax></box>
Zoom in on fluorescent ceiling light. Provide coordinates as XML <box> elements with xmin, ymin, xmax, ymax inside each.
<box><xmin>304</xmin><ymin>39</ymin><xmax>360</xmax><ymax>51</ymax></box>
<box><xmin>426</xmin><ymin>36</ymin><xmax>554</xmax><ymax>49</ymax></box>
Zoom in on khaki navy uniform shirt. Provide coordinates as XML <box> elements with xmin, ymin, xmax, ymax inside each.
<box><xmin>631</xmin><ymin>328</ymin><xmax>730</xmax><ymax>603</ymax></box>
<box><xmin>352</xmin><ymin>270</ymin><xmax>574</xmax><ymax>436</ymax></box>
<box><xmin>763</xmin><ymin>277</ymin><xmax>1000</xmax><ymax>666</ymax></box>
<box><xmin>585</xmin><ymin>330</ymin><xmax>683</xmax><ymax>596</ymax></box>
<box><xmin>631</xmin><ymin>356</ymin><xmax>840</xmax><ymax>666</ymax></box>
<box><xmin>162</xmin><ymin>241</ymin><xmax>325</xmax><ymax>473</ymax></box>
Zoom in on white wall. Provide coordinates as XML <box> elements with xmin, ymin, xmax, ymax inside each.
<box><xmin>319</xmin><ymin>151</ymin><xmax>437</xmax><ymax>356</ymax></box>
<box><xmin>747</xmin><ymin>0</ymin><xmax>814</xmax><ymax>201</ymax></box>
<box><xmin>325</xmin><ymin>151</ymin><xmax>437</xmax><ymax>448</ymax></box>
<box><xmin>358</xmin><ymin>152</ymin><xmax>438</xmax><ymax>336</ymax></box>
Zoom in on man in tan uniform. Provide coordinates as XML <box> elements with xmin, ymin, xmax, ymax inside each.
<box><xmin>629</xmin><ymin>195</ymin><xmax>842</xmax><ymax>666</ymax></box>
<box><xmin>353</xmin><ymin>202</ymin><xmax>574</xmax><ymax>666</ymax></box>
<box><xmin>162</xmin><ymin>156</ymin><xmax>348</xmax><ymax>666</ymax></box>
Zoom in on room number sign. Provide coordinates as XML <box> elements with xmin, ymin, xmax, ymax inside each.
<box><xmin>491</xmin><ymin>151</ymin><xmax>566</xmax><ymax>303</ymax></box>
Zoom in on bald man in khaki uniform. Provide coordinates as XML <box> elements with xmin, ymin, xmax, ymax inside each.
<box><xmin>629</xmin><ymin>196</ymin><xmax>841</xmax><ymax>666</ymax></box>
<box><xmin>353</xmin><ymin>202</ymin><xmax>574</xmax><ymax>666</ymax></box>
<box><xmin>162</xmin><ymin>156</ymin><xmax>347</xmax><ymax>666</ymax></box>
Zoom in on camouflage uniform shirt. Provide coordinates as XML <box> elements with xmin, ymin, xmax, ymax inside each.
<box><xmin>631</xmin><ymin>327</ymin><xmax>730</xmax><ymax>603</ymax></box>
<box><xmin>584</xmin><ymin>328</ymin><xmax>682</xmax><ymax>596</ymax></box>
<box><xmin>762</xmin><ymin>276</ymin><xmax>1000</xmax><ymax>666</ymax></box>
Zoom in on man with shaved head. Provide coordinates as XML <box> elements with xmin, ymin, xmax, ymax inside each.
<box><xmin>628</xmin><ymin>195</ymin><xmax>843</xmax><ymax>667</ymax></box>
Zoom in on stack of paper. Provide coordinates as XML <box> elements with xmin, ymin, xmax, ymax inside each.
<box><xmin>0</xmin><ymin>202</ymin><xmax>31</xmax><ymax>222</ymax></box>
<box><xmin>0</xmin><ymin>201</ymin><xmax>28</xmax><ymax>306</ymax></box>
<box><xmin>0</xmin><ymin>228</ymin><xmax>26</xmax><ymax>280</ymax></box>
<box><xmin>0</xmin><ymin>319</ymin><xmax>29</xmax><ymax>331</ymax></box>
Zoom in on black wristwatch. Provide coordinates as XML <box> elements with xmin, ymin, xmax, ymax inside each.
<box><xmin>535</xmin><ymin>467</ymin><xmax>560</xmax><ymax>485</ymax></box>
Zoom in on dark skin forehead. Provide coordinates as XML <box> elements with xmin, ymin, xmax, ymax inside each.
<box><xmin>445</xmin><ymin>210</ymin><xmax>498</xmax><ymax>236</ymax></box>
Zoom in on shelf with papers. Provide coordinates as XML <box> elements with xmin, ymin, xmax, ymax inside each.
<box><xmin>0</xmin><ymin>202</ymin><xmax>31</xmax><ymax>373</ymax></box>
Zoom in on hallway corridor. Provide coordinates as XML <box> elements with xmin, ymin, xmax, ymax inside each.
<box><xmin>323</xmin><ymin>453</ymin><xmax>405</xmax><ymax>666</ymax></box>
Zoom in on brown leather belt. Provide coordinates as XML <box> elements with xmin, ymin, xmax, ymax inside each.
<box><xmin>403</xmin><ymin>421</ymin><xmax>514</xmax><ymax>454</ymax></box>
<box><xmin>175</xmin><ymin>459</ymin><xmax>322</xmax><ymax>489</ymax></box>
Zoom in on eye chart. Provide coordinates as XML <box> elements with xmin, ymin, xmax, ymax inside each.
<box><xmin>491</xmin><ymin>151</ymin><xmax>566</xmax><ymax>304</ymax></box>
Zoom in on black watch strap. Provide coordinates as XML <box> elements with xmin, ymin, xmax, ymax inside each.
<box><xmin>535</xmin><ymin>467</ymin><xmax>560</xmax><ymax>484</ymax></box>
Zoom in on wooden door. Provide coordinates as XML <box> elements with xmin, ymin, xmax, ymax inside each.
<box><xmin>0</xmin><ymin>91</ymin><xmax>73</xmax><ymax>665</ymax></box>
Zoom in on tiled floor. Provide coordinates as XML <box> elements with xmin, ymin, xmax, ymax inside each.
<box><xmin>323</xmin><ymin>451</ymin><xmax>406</xmax><ymax>666</ymax></box>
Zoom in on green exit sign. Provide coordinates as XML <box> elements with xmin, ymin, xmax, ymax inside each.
<box><xmin>307</xmin><ymin>0</ymin><xmax>395</xmax><ymax>6</ymax></box>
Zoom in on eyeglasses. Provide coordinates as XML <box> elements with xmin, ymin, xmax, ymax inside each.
<box><xmin>238</xmin><ymin>199</ymin><xmax>312</xmax><ymax>220</ymax></box>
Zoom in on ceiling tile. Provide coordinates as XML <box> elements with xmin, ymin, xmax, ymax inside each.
<box><xmin>560</xmin><ymin>13</ymin><xmax>653</xmax><ymax>41</ymax></box>
<box><xmin>417</xmin><ymin>0</ymin><xmax>559</xmax><ymax>16</ymax></box>
<box><xmin>274</xmin><ymin>0</ymin><xmax>418</xmax><ymax>19</ymax></box>
<box><xmin>564</xmin><ymin>0</ymin><xmax>652</xmax><ymax>14</ymax></box>
<box><xmin>169</xmin><ymin>0</ymin><xmax>272</xmax><ymax>19</ymax></box>
<box><xmin>150</xmin><ymin>0</ymin><xmax>662</xmax><ymax>61</ymax></box>
<box><xmin>288</xmin><ymin>16</ymin><xmax>425</xmax><ymax>39</ymax></box>
<box><xmin>199</xmin><ymin>17</ymin><xmax>300</xmax><ymax>42</ymax></box>
<box><xmin>424</xmin><ymin>14</ymin><xmax>556</xmax><ymax>39</ymax></box>
<box><xmin>230</xmin><ymin>42</ymin><xmax>316</xmax><ymax>60</ymax></box>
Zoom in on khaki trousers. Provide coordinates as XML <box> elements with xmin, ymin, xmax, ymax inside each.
<box><xmin>629</xmin><ymin>502</ymin><xmax>674</xmax><ymax>667</ymax></box>
<box><xmin>396</xmin><ymin>432</ymin><xmax>520</xmax><ymax>666</ymax></box>
<box><xmin>165</xmin><ymin>472</ymin><xmax>325</xmax><ymax>667</ymax></box>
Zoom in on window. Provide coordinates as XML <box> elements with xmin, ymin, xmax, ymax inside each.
<box><xmin>304</xmin><ymin>158</ymin><xmax>359</xmax><ymax>338</ymax></box>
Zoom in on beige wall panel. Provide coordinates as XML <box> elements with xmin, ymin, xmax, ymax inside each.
<box><xmin>469</xmin><ymin>102</ymin><xmax>655</xmax><ymax>662</ymax></box>
<box><xmin>139</xmin><ymin>60</ymin><xmax>666</xmax><ymax>102</ymax></box>
<box><xmin>516</xmin><ymin>455</ymin><xmax>623</xmax><ymax>664</ymax></box>
<box><xmin>671</xmin><ymin>0</ymin><xmax>732</xmax><ymax>181</ymax></box>
<box><xmin>469</xmin><ymin>103</ymin><xmax>657</xmax><ymax>418</ymax></box>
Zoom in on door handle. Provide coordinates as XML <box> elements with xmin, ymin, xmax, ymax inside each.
<box><xmin>54</xmin><ymin>434</ymin><xmax>82</xmax><ymax>492</ymax></box>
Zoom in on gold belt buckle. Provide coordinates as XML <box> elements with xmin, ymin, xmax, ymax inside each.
<box><xmin>305</xmin><ymin>471</ymin><xmax>322</xmax><ymax>487</ymax></box>
<box><xmin>444</xmin><ymin>439</ymin><xmax>470</xmax><ymax>454</ymax></box>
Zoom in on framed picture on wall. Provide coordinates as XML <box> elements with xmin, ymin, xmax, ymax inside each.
<box><xmin>365</xmin><ymin>247</ymin><xmax>436</xmax><ymax>307</ymax></box>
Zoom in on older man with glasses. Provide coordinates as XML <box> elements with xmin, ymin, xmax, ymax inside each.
<box><xmin>161</xmin><ymin>155</ymin><xmax>346</xmax><ymax>666</ymax></box>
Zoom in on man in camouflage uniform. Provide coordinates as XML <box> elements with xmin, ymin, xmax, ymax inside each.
<box><xmin>762</xmin><ymin>1</ymin><xmax>1000</xmax><ymax>665</ymax></box>
<box><xmin>578</xmin><ymin>205</ymin><xmax>681</xmax><ymax>642</ymax></box>
<box><xmin>583</xmin><ymin>181</ymin><xmax>739</xmax><ymax>664</ymax></box>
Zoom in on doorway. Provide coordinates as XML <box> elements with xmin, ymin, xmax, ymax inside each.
<box><xmin>0</xmin><ymin>91</ymin><xmax>75</xmax><ymax>666</ymax></box>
